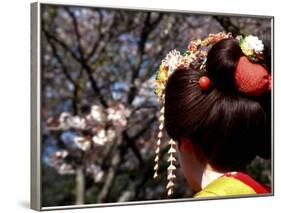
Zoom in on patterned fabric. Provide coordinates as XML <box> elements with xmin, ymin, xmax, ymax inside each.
<box><xmin>194</xmin><ymin>172</ymin><xmax>270</xmax><ymax>198</ymax></box>
<box><xmin>235</xmin><ymin>56</ymin><xmax>271</xmax><ymax>96</ymax></box>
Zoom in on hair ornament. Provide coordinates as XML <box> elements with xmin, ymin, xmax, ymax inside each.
<box><xmin>236</xmin><ymin>35</ymin><xmax>264</xmax><ymax>62</ymax></box>
<box><xmin>199</xmin><ymin>76</ymin><xmax>211</xmax><ymax>90</ymax></box>
<box><xmin>235</xmin><ymin>56</ymin><xmax>271</xmax><ymax>96</ymax></box>
<box><xmin>155</xmin><ymin>32</ymin><xmax>232</xmax><ymax>99</ymax></box>
<box><xmin>234</xmin><ymin>35</ymin><xmax>271</xmax><ymax>96</ymax></box>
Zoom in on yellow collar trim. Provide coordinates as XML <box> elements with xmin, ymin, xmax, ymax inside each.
<box><xmin>194</xmin><ymin>175</ymin><xmax>256</xmax><ymax>198</ymax></box>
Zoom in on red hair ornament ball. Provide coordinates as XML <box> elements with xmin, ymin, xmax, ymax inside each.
<box><xmin>199</xmin><ymin>76</ymin><xmax>211</xmax><ymax>90</ymax></box>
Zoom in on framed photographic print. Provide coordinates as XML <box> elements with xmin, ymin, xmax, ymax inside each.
<box><xmin>31</xmin><ymin>1</ymin><xmax>274</xmax><ymax>211</ymax></box>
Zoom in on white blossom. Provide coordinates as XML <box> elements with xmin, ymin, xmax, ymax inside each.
<box><xmin>86</xmin><ymin>164</ymin><xmax>104</xmax><ymax>182</ymax></box>
<box><xmin>245</xmin><ymin>35</ymin><xmax>264</xmax><ymax>53</ymax></box>
<box><xmin>107</xmin><ymin>104</ymin><xmax>130</xmax><ymax>127</ymax></box>
<box><xmin>106</xmin><ymin>129</ymin><xmax>116</xmax><ymax>141</ymax></box>
<box><xmin>49</xmin><ymin>150</ymin><xmax>75</xmax><ymax>175</ymax></box>
<box><xmin>73</xmin><ymin>136</ymin><xmax>92</xmax><ymax>151</ymax></box>
<box><xmin>58</xmin><ymin>112</ymin><xmax>72</xmax><ymax>130</ymax></box>
<box><xmin>55</xmin><ymin>150</ymin><xmax>69</xmax><ymax>158</ymax></box>
<box><xmin>92</xmin><ymin>129</ymin><xmax>107</xmax><ymax>146</ymax></box>
<box><xmin>57</xmin><ymin>112</ymin><xmax>86</xmax><ymax>130</ymax></box>
<box><xmin>88</xmin><ymin>105</ymin><xmax>105</xmax><ymax>123</ymax></box>
<box><xmin>69</xmin><ymin>116</ymin><xmax>86</xmax><ymax>129</ymax></box>
<box><xmin>58</xmin><ymin>163</ymin><xmax>75</xmax><ymax>175</ymax></box>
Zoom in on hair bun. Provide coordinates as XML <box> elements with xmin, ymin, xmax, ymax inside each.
<box><xmin>235</xmin><ymin>56</ymin><xmax>271</xmax><ymax>96</ymax></box>
<box><xmin>207</xmin><ymin>38</ymin><xmax>271</xmax><ymax>97</ymax></box>
<box><xmin>206</xmin><ymin>38</ymin><xmax>243</xmax><ymax>93</ymax></box>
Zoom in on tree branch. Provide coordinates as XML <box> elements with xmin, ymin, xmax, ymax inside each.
<box><xmin>42</xmin><ymin>27</ymin><xmax>108</xmax><ymax>108</ymax></box>
<box><xmin>127</xmin><ymin>13</ymin><xmax>163</xmax><ymax>104</ymax></box>
<box><xmin>86</xmin><ymin>9</ymin><xmax>103</xmax><ymax>60</ymax></box>
<box><xmin>45</xmin><ymin>34</ymin><xmax>84</xmax><ymax>115</ymax></box>
<box><xmin>46</xmin><ymin>37</ymin><xmax>81</xmax><ymax>89</ymax></box>
<box><xmin>213</xmin><ymin>16</ymin><xmax>241</xmax><ymax>36</ymax></box>
<box><xmin>64</xmin><ymin>7</ymin><xmax>85</xmax><ymax>61</ymax></box>
<box><xmin>97</xmin><ymin>131</ymin><xmax>123</xmax><ymax>203</ymax></box>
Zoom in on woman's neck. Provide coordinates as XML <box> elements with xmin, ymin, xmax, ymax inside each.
<box><xmin>201</xmin><ymin>165</ymin><xmax>232</xmax><ymax>189</ymax></box>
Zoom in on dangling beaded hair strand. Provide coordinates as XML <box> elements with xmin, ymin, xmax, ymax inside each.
<box><xmin>153</xmin><ymin>93</ymin><xmax>165</xmax><ymax>179</ymax></box>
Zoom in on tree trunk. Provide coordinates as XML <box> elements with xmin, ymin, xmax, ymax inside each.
<box><xmin>97</xmin><ymin>130</ymin><xmax>123</xmax><ymax>203</ymax></box>
<box><xmin>75</xmin><ymin>166</ymin><xmax>85</xmax><ymax>205</ymax></box>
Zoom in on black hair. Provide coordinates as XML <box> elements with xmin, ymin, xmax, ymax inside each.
<box><xmin>164</xmin><ymin>38</ymin><xmax>271</xmax><ymax>172</ymax></box>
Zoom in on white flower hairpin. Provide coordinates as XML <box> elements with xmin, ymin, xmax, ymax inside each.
<box><xmin>237</xmin><ymin>35</ymin><xmax>264</xmax><ymax>62</ymax></box>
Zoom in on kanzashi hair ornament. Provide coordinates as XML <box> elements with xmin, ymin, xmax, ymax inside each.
<box><xmin>236</xmin><ymin>35</ymin><xmax>265</xmax><ymax>62</ymax></box>
<box><xmin>189</xmin><ymin>77</ymin><xmax>212</xmax><ymax>91</ymax></box>
<box><xmin>199</xmin><ymin>76</ymin><xmax>211</xmax><ymax>90</ymax></box>
<box><xmin>154</xmin><ymin>32</ymin><xmax>232</xmax><ymax>197</ymax></box>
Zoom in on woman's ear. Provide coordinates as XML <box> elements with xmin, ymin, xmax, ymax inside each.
<box><xmin>179</xmin><ymin>138</ymin><xmax>193</xmax><ymax>153</ymax></box>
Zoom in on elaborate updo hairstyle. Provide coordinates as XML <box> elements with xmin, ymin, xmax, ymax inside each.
<box><xmin>164</xmin><ymin>38</ymin><xmax>271</xmax><ymax>172</ymax></box>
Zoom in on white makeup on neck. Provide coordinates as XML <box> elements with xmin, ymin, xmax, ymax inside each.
<box><xmin>201</xmin><ymin>165</ymin><xmax>225</xmax><ymax>189</ymax></box>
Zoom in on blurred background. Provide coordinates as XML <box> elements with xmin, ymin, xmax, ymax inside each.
<box><xmin>41</xmin><ymin>4</ymin><xmax>272</xmax><ymax>207</ymax></box>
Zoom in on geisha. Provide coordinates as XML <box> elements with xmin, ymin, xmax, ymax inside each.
<box><xmin>153</xmin><ymin>32</ymin><xmax>272</xmax><ymax>197</ymax></box>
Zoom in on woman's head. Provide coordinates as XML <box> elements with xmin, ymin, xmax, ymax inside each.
<box><xmin>164</xmin><ymin>38</ymin><xmax>271</xmax><ymax>173</ymax></box>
